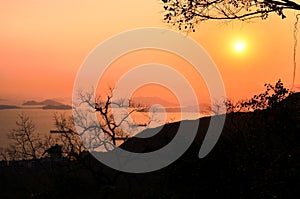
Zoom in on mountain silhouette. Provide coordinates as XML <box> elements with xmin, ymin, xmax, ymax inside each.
<box><xmin>23</xmin><ymin>99</ymin><xmax>65</xmax><ymax>106</ymax></box>
<box><xmin>22</xmin><ymin>99</ymin><xmax>71</xmax><ymax>110</ymax></box>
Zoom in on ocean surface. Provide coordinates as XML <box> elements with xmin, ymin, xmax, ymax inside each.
<box><xmin>0</xmin><ymin>109</ymin><xmax>72</xmax><ymax>148</ymax></box>
<box><xmin>0</xmin><ymin>108</ymin><xmax>203</xmax><ymax>149</ymax></box>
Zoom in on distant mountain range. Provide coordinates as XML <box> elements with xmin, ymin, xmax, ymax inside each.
<box><xmin>1</xmin><ymin>97</ymin><xmax>208</xmax><ymax>112</ymax></box>
<box><xmin>22</xmin><ymin>99</ymin><xmax>72</xmax><ymax>110</ymax></box>
<box><xmin>23</xmin><ymin>99</ymin><xmax>65</xmax><ymax>106</ymax></box>
<box><xmin>20</xmin><ymin>97</ymin><xmax>209</xmax><ymax>112</ymax></box>
<box><xmin>131</xmin><ymin>96</ymin><xmax>211</xmax><ymax>113</ymax></box>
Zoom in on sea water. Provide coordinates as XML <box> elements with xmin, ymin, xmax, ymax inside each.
<box><xmin>0</xmin><ymin>108</ymin><xmax>203</xmax><ymax>149</ymax></box>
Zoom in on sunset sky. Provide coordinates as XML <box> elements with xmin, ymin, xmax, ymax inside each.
<box><xmin>1</xmin><ymin>0</ymin><xmax>300</xmax><ymax>104</ymax></box>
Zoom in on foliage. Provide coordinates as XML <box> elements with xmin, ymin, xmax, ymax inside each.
<box><xmin>225</xmin><ymin>79</ymin><xmax>292</xmax><ymax>113</ymax></box>
<box><xmin>162</xmin><ymin>0</ymin><xmax>300</xmax><ymax>32</ymax></box>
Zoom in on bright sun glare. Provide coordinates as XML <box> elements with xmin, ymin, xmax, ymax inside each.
<box><xmin>234</xmin><ymin>41</ymin><xmax>246</xmax><ymax>53</ymax></box>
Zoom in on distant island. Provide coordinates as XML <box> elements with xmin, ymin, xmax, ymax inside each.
<box><xmin>42</xmin><ymin>104</ymin><xmax>72</xmax><ymax>110</ymax></box>
<box><xmin>0</xmin><ymin>104</ymin><xmax>20</xmax><ymax>110</ymax></box>
<box><xmin>22</xmin><ymin>99</ymin><xmax>72</xmax><ymax>110</ymax></box>
<box><xmin>23</xmin><ymin>99</ymin><xmax>65</xmax><ymax>106</ymax></box>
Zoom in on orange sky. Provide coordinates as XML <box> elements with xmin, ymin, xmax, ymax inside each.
<box><xmin>0</xmin><ymin>0</ymin><xmax>300</xmax><ymax>104</ymax></box>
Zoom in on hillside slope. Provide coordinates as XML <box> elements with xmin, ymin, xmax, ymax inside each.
<box><xmin>0</xmin><ymin>93</ymin><xmax>299</xmax><ymax>198</ymax></box>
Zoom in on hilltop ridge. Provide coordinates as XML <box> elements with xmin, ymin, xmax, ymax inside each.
<box><xmin>0</xmin><ymin>92</ymin><xmax>299</xmax><ymax>198</ymax></box>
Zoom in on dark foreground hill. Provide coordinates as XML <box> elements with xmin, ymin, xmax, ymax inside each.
<box><xmin>0</xmin><ymin>93</ymin><xmax>299</xmax><ymax>198</ymax></box>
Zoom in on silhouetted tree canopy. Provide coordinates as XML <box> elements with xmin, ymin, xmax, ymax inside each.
<box><xmin>162</xmin><ymin>0</ymin><xmax>300</xmax><ymax>31</ymax></box>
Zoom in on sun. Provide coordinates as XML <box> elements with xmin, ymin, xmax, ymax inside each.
<box><xmin>234</xmin><ymin>41</ymin><xmax>246</xmax><ymax>53</ymax></box>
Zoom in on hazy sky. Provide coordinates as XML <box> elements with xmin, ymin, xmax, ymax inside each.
<box><xmin>1</xmin><ymin>0</ymin><xmax>300</xmax><ymax>103</ymax></box>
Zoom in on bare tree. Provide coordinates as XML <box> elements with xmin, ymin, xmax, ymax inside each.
<box><xmin>7</xmin><ymin>113</ymin><xmax>49</xmax><ymax>160</ymax></box>
<box><xmin>74</xmin><ymin>89</ymin><xmax>151</xmax><ymax>151</ymax></box>
<box><xmin>52</xmin><ymin>113</ymin><xmax>86</xmax><ymax>160</ymax></box>
<box><xmin>162</xmin><ymin>0</ymin><xmax>300</xmax><ymax>31</ymax></box>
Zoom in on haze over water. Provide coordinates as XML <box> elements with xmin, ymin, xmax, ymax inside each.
<box><xmin>0</xmin><ymin>108</ymin><xmax>203</xmax><ymax>149</ymax></box>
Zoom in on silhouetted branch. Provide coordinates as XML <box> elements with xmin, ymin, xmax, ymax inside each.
<box><xmin>76</xmin><ymin>88</ymin><xmax>151</xmax><ymax>148</ymax></box>
<box><xmin>162</xmin><ymin>0</ymin><xmax>300</xmax><ymax>31</ymax></box>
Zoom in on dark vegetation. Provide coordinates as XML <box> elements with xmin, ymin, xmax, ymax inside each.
<box><xmin>161</xmin><ymin>0</ymin><xmax>300</xmax><ymax>32</ymax></box>
<box><xmin>0</xmin><ymin>80</ymin><xmax>299</xmax><ymax>198</ymax></box>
